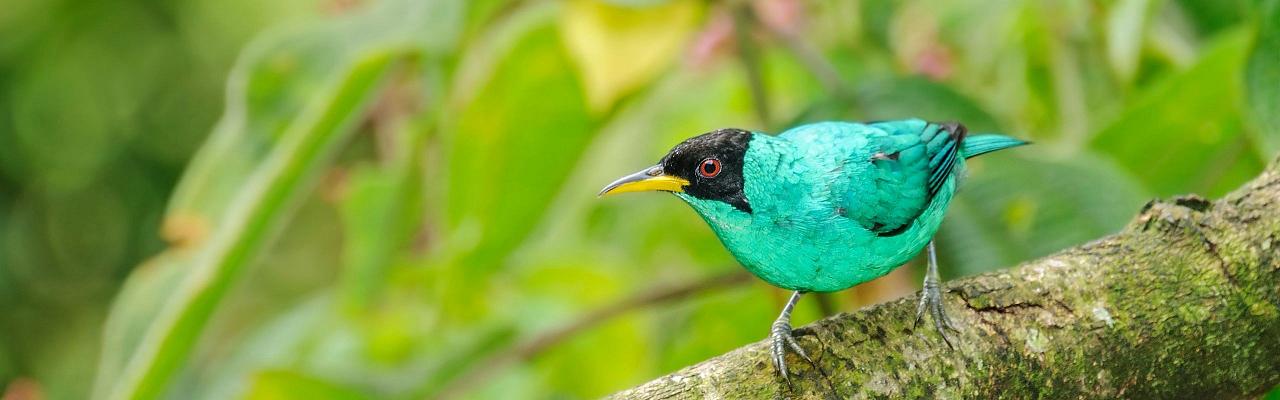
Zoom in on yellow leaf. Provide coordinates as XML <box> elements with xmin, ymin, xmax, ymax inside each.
<box><xmin>561</xmin><ymin>0</ymin><xmax>701</xmax><ymax>112</ymax></box>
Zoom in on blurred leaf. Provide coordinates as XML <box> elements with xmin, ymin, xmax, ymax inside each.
<box><xmin>1173</xmin><ymin>0</ymin><xmax>1252</xmax><ymax>35</ymax></box>
<box><xmin>104</xmin><ymin>53</ymin><xmax>399</xmax><ymax>400</ymax></box>
<box><xmin>445</xmin><ymin>4</ymin><xmax>597</xmax><ymax>270</ymax></box>
<box><xmin>536</xmin><ymin>310</ymin><xmax>648</xmax><ymax>397</ymax></box>
<box><xmin>1012</xmin><ymin>4</ymin><xmax>1061</xmax><ymax>139</ymax></box>
<box><xmin>94</xmin><ymin>250</ymin><xmax>192</xmax><ymax>399</ymax></box>
<box><xmin>188</xmin><ymin>289</ymin><xmax>453</xmax><ymax>400</ymax></box>
<box><xmin>858</xmin><ymin>0</ymin><xmax>897</xmax><ymax>50</ymax></box>
<box><xmin>339</xmin><ymin>167</ymin><xmax>409</xmax><ymax>309</ymax></box>
<box><xmin>759</xmin><ymin>48</ymin><xmax>826</xmax><ymax>130</ymax></box>
<box><xmin>338</xmin><ymin>122</ymin><xmax>429</xmax><ymax>311</ymax></box>
<box><xmin>1244</xmin><ymin>0</ymin><xmax>1280</xmax><ymax>155</ymax></box>
<box><xmin>561</xmin><ymin>0</ymin><xmax>701</xmax><ymax>112</ymax></box>
<box><xmin>461</xmin><ymin>0</ymin><xmax>512</xmax><ymax>38</ymax></box>
<box><xmin>92</xmin><ymin>1</ymin><xmax>463</xmax><ymax>398</ymax></box>
<box><xmin>655</xmin><ymin>284</ymin><xmax>773</xmax><ymax>373</ymax></box>
<box><xmin>788</xmin><ymin>76</ymin><xmax>1000</xmax><ymax>133</ymax></box>
<box><xmin>939</xmin><ymin>153</ymin><xmax>1150</xmax><ymax>276</ymax></box>
<box><xmin>245</xmin><ymin>370</ymin><xmax>371</xmax><ymax>400</ymax></box>
<box><xmin>1091</xmin><ymin>27</ymin><xmax>1264</xmax><ymax>197</ymax></box>
<box><xmin>184</xmin><ymin>294</ymin><xmax>335</xmax><ymax>400</ymax></box>
<box><xmin>413</xmin><ymin>320</ymin><xmax>517</xmax><ymax>399</ymax></box>
<box><xmin>164</xmin><ymin>1</ymin><xmax>460</xmax><ymax>247</ymax></box>
<box><xmin>518</xmin><ymin>63</ymin><xmax>755</xmax><ymax>281</ymax></box>
<box><xmin>856</xmin><ymin>77</ymin><xmax>1001</xmax><ymax>132</ymax></box>
<box><xmin>1107</xmin><ymin>0</ymin><xmax>1157</xmax><ymax>83</ymax></box>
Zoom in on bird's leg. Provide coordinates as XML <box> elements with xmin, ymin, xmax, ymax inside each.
<box><xmin>914</xmin><ymin>240</ymin><xmax>957</xmax><ymax>348</ymax></box>
<box><xmin>770</xmin><ymin>290</ymin><xmax>813</xmax><ymax>379</ymax></box>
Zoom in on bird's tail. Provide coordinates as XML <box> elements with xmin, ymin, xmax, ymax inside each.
<box><xmin>962</xmin><ymin>134</ymin><xmax>1029</xmax><ymax>158</ymax></box>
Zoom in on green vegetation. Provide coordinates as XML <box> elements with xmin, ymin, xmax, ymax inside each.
<box><xmin>0</xmin><ymin>0</ymin><xmax>1276</xmax><ymax>398</ymax></box>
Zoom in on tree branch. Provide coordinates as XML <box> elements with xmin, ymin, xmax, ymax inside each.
<box><xmin>610</xmin><ymin>155</ymin><xmax>1280</xmax><ymax>399</ymax></box>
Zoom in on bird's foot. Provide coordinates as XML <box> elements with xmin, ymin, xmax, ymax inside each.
<box><xmin>913</xmin><ymin>279</ymin><xmax>957</xmax><ymax>348</ymax></box>
<box><xmin>770</xmin><ymin>318</ymin><xmax>813</xmax><ymax>380</ymax></box>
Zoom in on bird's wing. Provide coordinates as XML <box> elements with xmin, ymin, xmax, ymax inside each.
<box><xmin>850</xmin><ymin>119</ymin><xmax>966</xmax><ymax>236</ymax></box>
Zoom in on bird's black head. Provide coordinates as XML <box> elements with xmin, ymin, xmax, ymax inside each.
<box><xmin>658</xmin><ymin>129</ymin><xmax>752</xmax><ymax>213</ymax></box>
<box><xmin>598</xmin><ymin>128</ymin><xmax>753</xmax><ymax>214</ymax></box>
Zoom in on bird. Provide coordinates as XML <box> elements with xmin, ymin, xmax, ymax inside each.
<box><xmin>598</xmin><ymin>119</ymin><xmax>1027</xmax><ymax>379</ymax></box>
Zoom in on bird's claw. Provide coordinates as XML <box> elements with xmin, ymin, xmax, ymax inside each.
<box><xmin>913</xmin><ymin>278</ymin><xmax>957</xmax><ymax>348</ymax></box>
<box><xmin>770</xmin><ymin>319</ymin><xmax>813</xmax><ymax>380</ymax></box>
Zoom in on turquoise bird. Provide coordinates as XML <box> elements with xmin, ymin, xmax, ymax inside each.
<box><xmin>599</xmin><ymin>119</ymin><xmax>1026</xmax><ymax>378</ymax></box>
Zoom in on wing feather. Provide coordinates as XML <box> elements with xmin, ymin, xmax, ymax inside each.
<box><xmin>859</xmin><ymin>120</ymin><xmax>966</xmax><ymax>236</ymax></box>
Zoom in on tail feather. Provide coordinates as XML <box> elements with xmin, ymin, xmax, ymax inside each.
<box><xmin>962</xmin><ymin>134</ymin><xmax>1028</xmax><ymax>158</ymax></box>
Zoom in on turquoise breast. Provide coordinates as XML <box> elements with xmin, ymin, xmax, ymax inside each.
<box><xmin>675</xmin><ymin>123</ymin><xmax>960</xmax><ymax>292</ymax></box>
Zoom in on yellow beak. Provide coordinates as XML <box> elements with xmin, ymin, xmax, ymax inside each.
<box><xmin>598</xmin><ymin>165</ymin><xmax>689</xmax><ymax>197</ymax></box>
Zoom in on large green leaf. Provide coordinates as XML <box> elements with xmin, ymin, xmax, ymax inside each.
<box><xmin>92</xmin><ymin>2</ymin><xmax>462</xmax><ymax>399</ymax></box>
<box><xmin>1245</xmin><ymin>0</ymin><xmax>1280</xmax><ymax>155</ymax></box>
<box><xmin>853</xmin><ymin>77</ymin><xmax>1001</xmax><ymax>132</ymax></box>
<box><xmin>786</xmin><ymin>76</ymin><xmax>1000</xmax><ymax>134</ymax></box>
<box><xmin>865</xmin><ymin>77</ymin><xmax>1000</xmax><ymax>131</ymax></box>
<box><xmin>443</xmin><ymin>3</ymin><xmax>597</xmax><ymax>270</ymax></box>
<box><xmin>939</xmin><ymin>153</ymin><xmax>1150</xmax><ymax>276</ymax></box>
<box><xmin>164</xmin><ymin>2</ymin><xmax>458</xmax><ymax>244</ymax></box>
<box><xmin>1091</xmin><ymin>28</ymin><xmax>1265</xmax><ymax>197</ymax></box>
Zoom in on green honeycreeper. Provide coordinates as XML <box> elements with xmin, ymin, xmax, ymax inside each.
<box><xmin>599</xmin><ymin>119</ymin><xmax>1026</xmax><ymax>378</ymax></box>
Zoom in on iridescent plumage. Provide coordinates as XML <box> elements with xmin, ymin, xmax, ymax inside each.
<box><xmin>675</xmin><ymin>119</ymin><xmax>1022</xmax><ymax>291</ymax></box>
<box><xmin>600</xmin><ymin>118</ymin><xmax>1026</xmax><ymax>378</ymax></box>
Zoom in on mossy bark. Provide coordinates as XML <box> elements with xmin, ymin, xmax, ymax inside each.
<box><xmin>611</xmin><ymin>156</ymin><xmax>1280</xmax><ymax>399</ymax></box>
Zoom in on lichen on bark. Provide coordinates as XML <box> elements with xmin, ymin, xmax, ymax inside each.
<box><xmin>610</xmin><ymin>156</ymin><xmax>1280</xmax><ymax>400</ymax></box>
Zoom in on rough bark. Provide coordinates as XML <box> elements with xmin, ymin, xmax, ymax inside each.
<box><xmin>611</xmin><ymin>156</ymin><xmax>1280</xmax><ymax>400</ymax></box>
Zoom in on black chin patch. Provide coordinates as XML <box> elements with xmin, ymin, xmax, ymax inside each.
<box><xmin>659</xmin><ymin>129</ymin><xmax>753</xmax><ymax>213</ymax></box>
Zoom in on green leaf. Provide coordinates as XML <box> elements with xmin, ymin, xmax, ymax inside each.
<box><xmin>245</xmin><ymin>370</ymin><xmax>371</xmax><ymax>400</ymax></box>
<box><xmin>939</xmin><ymin>153</ymin><xmax>1150</xmax><ymax>276</ymax></box>
<box><xmin>856</xmin><ymin>77</ymin><xmax>1002</xmax><ymax>132</ymax></box>
<box><xmin>560</xmin><ymin>0</ymin><xmax>702</xmax><ymax>112</ymax></box>
<box><xmin>163</xmin><ymin>293</ymin><xmax>344</xmax><ymax>400</ymax></box>
<box><xmin>1245</xmin><ymin>0</ymin><xmax>1280</xmax><ymax>155</ymax></box>
<box><xmin>1091</xmin><ymin>27</ymin><xmax>1265</xmax><ymax>197</ymax></box>
<box><xmin>1172</xmin><ymin>0</ymin><xmax>1252</xmax><ymax>35</ymax></box>
<box><xmin>338</xmin><ymin>166</ymin><xmax>415</xmax><ymax>310</ymax></box>
<box><xmin>1107</xmin><ymin>0</ymin><xmax>1157</xmax><ymax>83</ymax></box>
<box><xmin>786</xmin><ymin>77</ymin><xmax>999</xmax><ymax>133</ymax></box>
<box><xmin>92</xmin><ymin>2</ymin><xmax>462</xmax><ymax>398</ymax></box>
<box><xmin>412</xmin><ymin>322</ymin><xmax>518</xmax><ymax>399</ymax></box>
<box><xmin>163</xmin><ymin>1</ymin><xmax>460</xmax><ymax>246</ymax></box>
<box><xmin>338</xmin><ymin>118</ymin><xmax>430</xmax><ymax>311</ymax></box>
<box><xmin>444</xmin><ymin>4</ymin><xmax>598</xmax><ymax>270</ymax></box>
<box><xmin>858</xmin><ymin>0</ymin><xmax>898</xmax><ymax>49</ymax></box>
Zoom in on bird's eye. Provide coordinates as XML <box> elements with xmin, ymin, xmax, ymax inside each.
<box><xmin>698</xmin><ymin>158</ymin><xmax>721</xmax><ymax>178</ymax></box>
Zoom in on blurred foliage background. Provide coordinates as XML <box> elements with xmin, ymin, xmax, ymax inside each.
<box><xmin>0</xmin><ymin>0</ymin><xmax>1278</xmax><ymax>399</ymax></box>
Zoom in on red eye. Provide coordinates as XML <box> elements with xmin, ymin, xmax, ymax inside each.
<box><xmin>698</xmin><ymin>158</ymin><xmax>721</xmax><ymax>178</ymax></box>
